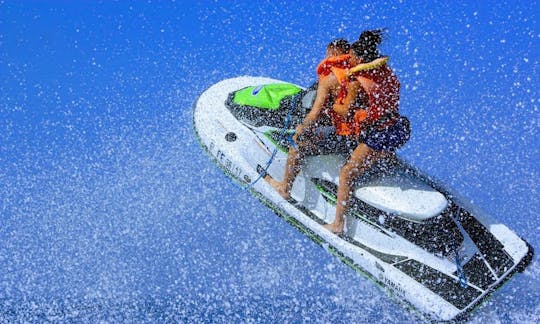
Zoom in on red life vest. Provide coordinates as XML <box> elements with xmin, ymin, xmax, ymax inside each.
<box><xmin>328</xmin><ymin>57</ymin><xmax>400</xmax><ymax>136</ymax></box>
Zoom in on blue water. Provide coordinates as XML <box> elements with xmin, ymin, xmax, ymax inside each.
<box><xmin>1</xmin><ymin>1</ymin><xmax>538</xmax><ymax>322</ymax></box>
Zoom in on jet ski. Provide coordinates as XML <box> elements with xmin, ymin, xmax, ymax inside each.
<box><xmin>193</xmin><ymin>76</ymin><xmax>533</xmax><ymax>322</ymax></box>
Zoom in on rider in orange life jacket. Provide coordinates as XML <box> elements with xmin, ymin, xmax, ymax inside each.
<box><xmin>314</xmin><ymin>38</ymin><xmax>352</xmax><ymax>127</ymax></box>
<box><xmin>266</xmin><ymin>30</ymin><xmax>410</xmax><ymax>235</ymax></box>
<box><xmin>316</xmin><ymin>38</ymin><xmax>351</xmax><ymax>80</ymax></box>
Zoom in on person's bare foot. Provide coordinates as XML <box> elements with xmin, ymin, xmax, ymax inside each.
<box><xmin>264</xmin><ymin>175</ymin><xmax>290</xmax><ymax>200</ymax></box>
<box><xmin>323</xmin><ymin>223</ymin><xmax>344</xmax><ymax>235</ymax></box>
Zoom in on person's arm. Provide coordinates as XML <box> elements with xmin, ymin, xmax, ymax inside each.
<box><xmin>332</xmin><ymin>80</ymin><xmax>361</xmax><ymax>116</ymax></box>
<box><xmin>294</xmin><ymin>75</ymin><xmax>335</xmax><ymax>141</ymax></box>
<box><xmin>355</xmin><ymin>76</ymin><xmax>378</xmax><ymax>130</ymax></box>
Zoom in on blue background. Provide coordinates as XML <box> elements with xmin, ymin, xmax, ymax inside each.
<box><xmin>1</xmin><ymin>0</ymin><xmax>538</xmax><ymax>322</ymax></box>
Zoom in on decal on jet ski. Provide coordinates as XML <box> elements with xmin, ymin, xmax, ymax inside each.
<box><xmin>208</xmin><ymin>140</ymin><xmax>244</xmax><ymax>181</ymax></box>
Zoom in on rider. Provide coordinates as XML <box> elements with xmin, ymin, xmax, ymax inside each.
<box><xmin>266</xmin><ymin>30</ymin><xmax>409</xmax><ymax>234</ymax></box>
<box><xmin>316</xmin><ymin>38</ymin><xmax>351</xmax><ymax>79</ymax></box>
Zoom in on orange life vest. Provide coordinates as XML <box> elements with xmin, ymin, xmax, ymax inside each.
<box><xmin>328</xmin><ymin>57</ymin><xmax>400</xmax><ymax>136</ymax></box>
<box><xmin>325</xmin><ymin>104</ymin><xmax>368</xmax><ymax>136</ymax></box>
<box><xmin>316</xmin><ymin>54</ymin><xmax>351</xmax><ymax>79</ymax></box>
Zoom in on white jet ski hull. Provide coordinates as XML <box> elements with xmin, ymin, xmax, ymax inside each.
<box><xmin>193</xmin><ymin>76</ymin><xmax>533</xmax><ymax>322</ymax></box>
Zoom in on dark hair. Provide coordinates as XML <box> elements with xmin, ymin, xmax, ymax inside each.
<box><xmin>327</xmin><ymin>38</ymin><xmax>350</xmax><ymax>54</ymax></box>
<box><xmin>352</xmin><ymin>29</ymin><xmax>386</xmax><ymax>62</ymax></box>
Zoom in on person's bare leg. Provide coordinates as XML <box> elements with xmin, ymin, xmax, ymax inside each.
<box><xmin>265</xmin><ymin>74</ymin><xmax>333</xmax><ymax>200</ymax></box>
<box><xmin>265</xmin><ymin>146</ymin><xmax>304</xmax><ymax>200</ymax></box>
<box><xmin>324</xmin><ymin>144</ymin><xmax>383</xmax><ymax>234</ymax></box>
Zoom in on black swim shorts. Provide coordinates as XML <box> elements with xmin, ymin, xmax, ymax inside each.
<box><xmin>296</xmin><ymin>116</ymin><xmax>410</xmax><ymax>155</ymax></box>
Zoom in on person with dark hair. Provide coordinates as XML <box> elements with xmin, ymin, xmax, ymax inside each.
<box><xmin>321</xmin><ymin>30</ymin><xmax>410</xmax><ymax>234</ymax></box>
<box><xmin>266</xmin><ymin>29</ymin><xmax>410</xmax><ymax>235</ymax></box>
<box><xmin>356</xmin><ymin>29</ymin><xmax>385</xmax><ymax>62</ymax></box>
